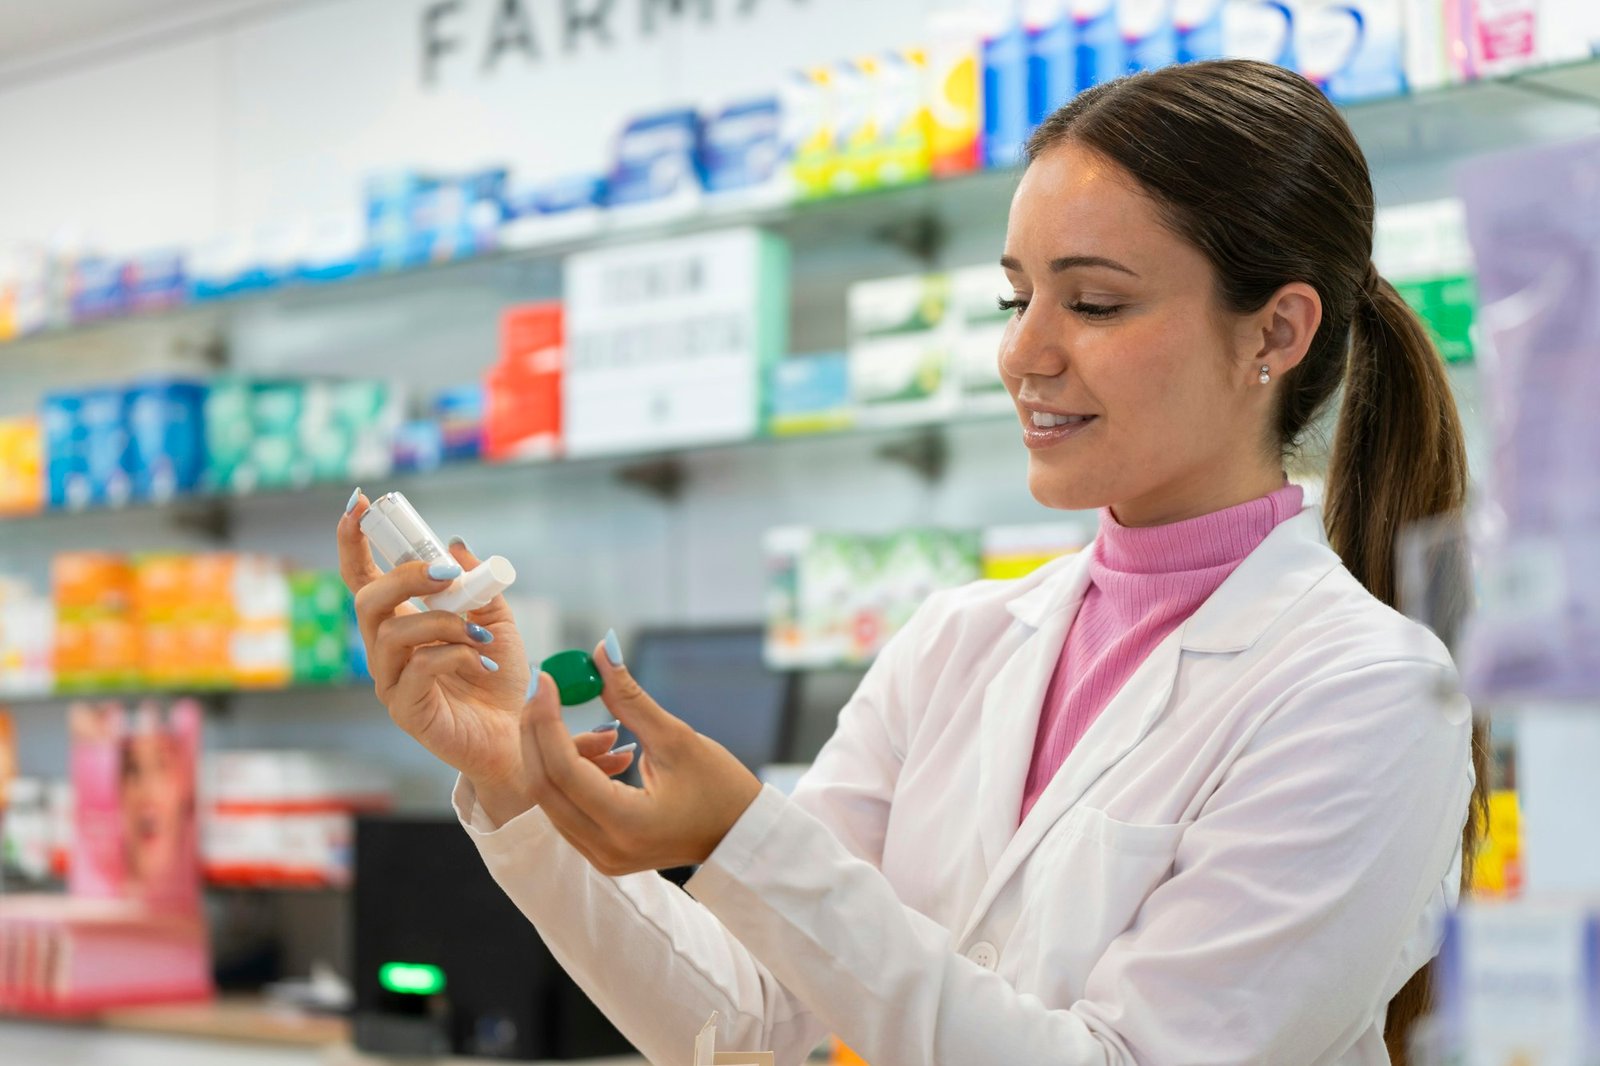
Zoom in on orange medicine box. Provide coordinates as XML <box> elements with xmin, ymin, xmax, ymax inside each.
<box><xmin>484</xmin><ymin>302</ymin><xmax>563</xmax><ymax>462</ymax></box>
<box><xmin>52</xmin><ymin>553</ymin><xmax>134</xmax><ymax>614</ymax></box>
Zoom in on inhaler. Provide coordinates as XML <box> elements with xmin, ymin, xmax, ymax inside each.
<box><xmin>360</xmin><ymin>491</ymin><xmax>517</xmax><ymax>614</ymax></box>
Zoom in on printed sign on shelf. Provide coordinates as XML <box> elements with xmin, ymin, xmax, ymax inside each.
<box><xmin>562</xmin><ymin>227</ymin><xmax>789</xmax><ymax>458</ymax></box>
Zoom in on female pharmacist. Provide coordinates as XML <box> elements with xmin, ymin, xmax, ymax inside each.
<box><xmin>337</xmin><ymin>60</ymin><xmax>1483</xmax><ymax>1065</ymax></box>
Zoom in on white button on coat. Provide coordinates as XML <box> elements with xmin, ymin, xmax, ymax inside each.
<box><xmin>455</xmin><ymin>505</ymin><xmax>1474</xmax><ymax>1066</ymax></box>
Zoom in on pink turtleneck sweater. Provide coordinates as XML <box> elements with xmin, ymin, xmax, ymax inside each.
<box><xmin>1018</xmin><ymin>483</ymin><xmax>1305</xmax><ymax>823</ymax></box>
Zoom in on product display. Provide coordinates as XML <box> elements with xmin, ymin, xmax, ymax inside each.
<box><xmin>202</xmin><ymin>751</ymin><xmax>393</xmax><ymax>888</ymax></box>
<box><xmin>36</xmin><ymin>551</ymin><xmax>361</xmax><ymax>694</ymax></box>
<box><xmin>764</xmin><ymin>522</ymin><xmax>1083</xmax><ymax>668</ymax></box>
<box><xmin>1374</xmin><ymin>198</ymin><xmax>1478</xmax><ymax>363</ymax></box>
<box><xmin>485</xmin><ymin>302</ymin><xmax>564</xmax><ymax>462</ymax></box>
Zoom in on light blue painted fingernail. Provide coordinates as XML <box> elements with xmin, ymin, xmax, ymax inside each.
<box><xmin>609</xmin><ymin>742</ymin><xmax>637</xmax><ymax>757</ymax></box>
<box><xmin>428</xmin><ymin>560</ymin><xmax>463</xmax><ymax>581</ymax></box>
<box><xmin>526</xmin><ymin>673</ymin><xmax>541</xmax><ymax>700</ymax></box>
<box><xmin>603</xmin><ymin>628</ymin><xmax>624</xmax><ymax>667</ymax></box>
<box><xmin>449</xmin><ymin>535</ymin><xmax>472</xmax><ymax>553</ymax></box>
<box><xmin>590</xmin><ymin>719</ymin><xmax>620</xmax><ymax>733</ymax></box>
<box><xmin>466</xmin><ymin>623</ymin><xmax>493</xmax><ymax>644</ymax></box>
<box><xmin>479</xmin><ymin>654</ymin><xmax>499</xmax><ymax>673</ymax></box>
<box><xmin>345</xmin><ymin>487</ymin><xmax>361</xmax><ymax>514</ymax></box>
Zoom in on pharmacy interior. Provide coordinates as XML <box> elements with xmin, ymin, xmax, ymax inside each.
<box><xmin>0</xmin><ymin>1</ymin><xmax>1595</xmax><ymax>1064</ymax></box>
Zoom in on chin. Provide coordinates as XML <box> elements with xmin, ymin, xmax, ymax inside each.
<box><xmin>1026</xmin><ymin>465</ymin><xmax>1110</xmax><ymax>513</ymax></box>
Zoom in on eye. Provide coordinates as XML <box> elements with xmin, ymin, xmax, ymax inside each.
<box><xmin>997</xmin><ymin>295</ymin><xmax>1028</xmax><ymax>317</ymax></box>
<box><xmin>1070</xmin><ymin>301</ymin><xmax>1124</xmax><ymax>321</ymax></box>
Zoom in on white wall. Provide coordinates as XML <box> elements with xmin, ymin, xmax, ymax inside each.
<box><xmin>0</xmin><ymin>0</ymin><xmax>934</xmax><ymax>252</ymax></box>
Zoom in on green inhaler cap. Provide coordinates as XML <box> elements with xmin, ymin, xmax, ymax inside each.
<box><xmin>540</xmin><ymin>650</ymin><xmax>604</xmax><ymax>706</ymax></box>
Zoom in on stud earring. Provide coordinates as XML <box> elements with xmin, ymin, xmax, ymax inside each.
<box><xmin>1258</xmin><ymin>365</ymin><xmax>1271</xmax><ymax>385</ymax></box>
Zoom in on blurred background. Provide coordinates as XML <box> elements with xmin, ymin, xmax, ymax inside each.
<box><xmin>0</xmin><ymin>1</ymin><xmax>1595</xmax><ymax>1064</ymax></box>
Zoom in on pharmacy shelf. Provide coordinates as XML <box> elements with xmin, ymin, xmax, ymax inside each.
<box><xmin>4</xmin><ymin>57</ymin><xmax>1600</xmax><ymax>366</ymax></box>
<box><xmin>0</xmin><ymin>680</ymin><xmax>367</xmax><ymax>707</ymax></box>
<box><xmin>0</xmin><ymin>404</ymin><xmax>1019</xmax><ymax>528</ymax></box>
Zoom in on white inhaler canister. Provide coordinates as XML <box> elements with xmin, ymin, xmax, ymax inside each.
<box><xmin>359</xmin><ymin>491</ymin><xmax>517</xmax><ymax>614</ymax></box>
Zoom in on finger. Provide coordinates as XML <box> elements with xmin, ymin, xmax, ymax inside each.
<box><xmin>590</xmin><ymin>749</ymin><xmax>636</xmax><ymax>778</ymax></box>
<box><xmin>387</xmin><ymin>642</ymin><xmax>497</xmax><ymax>716</ymax></box>
<box><xmin>592</xmin><ymin>637</ymin><xmax>693</xmax><ymax>754</ymax></box>
<box><xmin>526</xmin><ymin>673</ymin><xmax>644</xmax><ymax>832</ymax></box>
<box><xmin>573</xmin><ymin>728</ymin><xmax>621</xmax><ymax>761</ymax></box>
<box><xmin>353</xmin><ymin>559</ymin><xmax>465</xmax><ymax>647</ymax></box>
<box><xmin>371</xmin><ymin>611</ymin><xmax>497</xmax><ymax>694</ymax></box>
<box><xmin>519</xmin><ymin>674</ymin><xmax>617</xmax><ymax>845</ymax></box>
<box><xmin>336</xmin><ymin>490</ymin><xmax>385</xmax><ymax>595</ymax></box>
<box><xmin>445</xmin><ymin>537</ymin><xmax>516</xmax><ymax>626</ymax></box>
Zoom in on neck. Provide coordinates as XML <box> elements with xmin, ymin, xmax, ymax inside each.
<box><xmin>1109</xmin><ymin>466</ymin><xmax>1287</xmax><ymax>528</ymax></box>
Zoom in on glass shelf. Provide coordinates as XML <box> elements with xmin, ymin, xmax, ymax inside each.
<box><xmin>0</xmin><ymin>680</ymin><xmax>368</xmax><ymax>707</ymax></box>
<box><xmin>0</xmin><ymin>405</ymin><xmax>1020</xmax><ymax>527</ymax></box>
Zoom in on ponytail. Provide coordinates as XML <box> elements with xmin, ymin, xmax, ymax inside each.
<box><xmin>1329</xmin><ymin>266</ymin><xmax>1489</xmax><ymax>1064</ymax></box>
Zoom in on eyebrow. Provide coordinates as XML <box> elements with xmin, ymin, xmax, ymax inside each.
<box><xmin>999</xmin><ymin>254</ymin><xmax>1139</xmax><ymax>277</ymax></box>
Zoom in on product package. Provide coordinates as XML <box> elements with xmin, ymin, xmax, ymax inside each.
<box><xmin>701</xmin><ymin>96</ymin><xmax>790</xmax><ymax>207</ymax></box>
<box><xmin>848</xmin><ymin>273</ymin><xmax>958</xmax><ymax>426</ymax></box>
<box><xmin>783</xmin><ymin>66</ymin><xmax>840</xmax><ymax>199</ymax></box>
<box><xmin>1121</xmin><ymin>0</ymin><xmax>1181</xmax><ymax>73</ymax></box>
<box><xmin>984</xmin><ymin>10</ymin><xmax>1032</xmax><ymax>168</ymax></box>
<box><xmin>1176</xmin><ymin>0</ymin><xmax>1228</xmax><ymax>61</ymax></box>
<box><xmin>865</xmin><ymin>49</ymin><xmax>934</xmax><ymax>189</ymax></box>
<box><xmin>982</xmin><ymin>523</ymin><xmax>1092</xmax><ymax>579</ymax></box>
<box><xmin>501</xmin><ymin>174</ymin><xmax>607</xmax><ymax>249</ymax></box>
<box><xmin>1075</xmin><ymin>0</ymin><xmax>1129</xmax><ymax>90</ymax></box>
<box><xmin>563</xmin><ymin>229</ymin><xmax>789</xmax><ymax>458</ymax></box>
<box><xmin>123</xmin><ymin>378</ymin><xmax>208</xmax><ymax>503</ymax></box>
<box><xmin>1027</xmin><ymin>0</ymin><xmax>1079</xmax><ymax>125</ymax></box>
<box><xmin>0</xmin><ymin>577</ymin><xmax>54</xmax><ymax>696</ymax></box>
<box><xmin>950</xmin><ymin>263</ymin><xmax>1017</xmax><ymax>412</ymax></box>
<box><xmin>0</xmin><ymin>416</ymin><xmax>43</xmax><ymax>514</ymax></box>
<box><xmin>1296</xmin><ymin>0</ymin><xmax>1407</xmax><ymax>102</ymax></box>
<box><xmin>1223</xmin><ymin>0</ymin><xmax>1298</xmax><ymax>65</ymax></box>
<box><xmin>0</xmin><ymin>700</ymin><xmax>212</xmax><ymax>1014</ymax></box>
<box><xmin>607</xmin><ymin>108</ymin><xmax>705</xmax><ymax>219</ymax></box>
<box><xmin>1374</xmin><ymin>198</ymin><xmax>1478</xmax><ymax>364</ymax></box>
<box><xmin>766</xmin><ymin>350</ymin><xmax>854</xmax><ymax>436</ymax></box>
<box><xmin>485</xmin><ymin>302</ymin><xmax>564</xmax><ymax>462</ymax></box>
<box><xmin>926</xmin><ymin>9</ymin><xmax>986</xmax><ymax>176</ymax></box>
<box><xmin>203</xmin><ymin>751</ymin><xmax>391</xmax><ymax>887</ymax></box>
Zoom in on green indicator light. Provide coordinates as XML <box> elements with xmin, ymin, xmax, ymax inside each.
<box><xmin>379</xmin><ymin>961</ymin><xmax>446</xmax><ymax>995</ymax></box>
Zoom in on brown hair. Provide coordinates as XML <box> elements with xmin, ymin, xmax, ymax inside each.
<box><xmin>1024</xmin><ymin>59</ymin><xmax>1487</xmax><ymax>1061</ymax></box>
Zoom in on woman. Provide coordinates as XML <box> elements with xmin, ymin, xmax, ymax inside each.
<box><xmin>337</xmin><ymin>60</ymin><xmax>1484</xmax><ymax>1064</ymax></box>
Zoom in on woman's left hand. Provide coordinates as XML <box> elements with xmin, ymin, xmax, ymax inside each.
<box><xmin>523</xmin><ymin>638</ymin><xmax>765</xmax><ymax>876</ymax></box>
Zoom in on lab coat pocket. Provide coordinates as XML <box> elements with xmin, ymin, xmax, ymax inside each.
<box><xmin>1009</xmin><ymin>806</ymin><xmax>1190</xmax><ymax>1002</ymax></box>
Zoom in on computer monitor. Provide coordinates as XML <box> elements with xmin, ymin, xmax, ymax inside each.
<box><xmin>625</xmin><ymin>625</ymin><xmax>795</xmax><ymax>773</ymax></box>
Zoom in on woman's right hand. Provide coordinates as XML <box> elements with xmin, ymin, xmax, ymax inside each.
<box><xmin>336</xmin><ymin>491</ymin><xmax>633</xmax><ymax>824</ymax></box>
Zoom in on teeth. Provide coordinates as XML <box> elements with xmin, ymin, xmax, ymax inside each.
<box><xmin>1030</xmin><ymin>411</ymin><xmax>1088</xmax><ymax>428</ymax></box>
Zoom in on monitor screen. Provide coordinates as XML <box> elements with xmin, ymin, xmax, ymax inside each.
<box><xmin>626</xmin><ymin>626</ymin><xmax>793</xmax><ymax>773</ymax></box>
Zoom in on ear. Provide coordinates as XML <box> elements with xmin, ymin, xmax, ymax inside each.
<box><xmin>1243</xmin><ymin>282</ymin><xmax>1321</xmax><ymax>381</ymax></box>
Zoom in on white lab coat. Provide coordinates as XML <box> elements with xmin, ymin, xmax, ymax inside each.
<box><xmin>454</xmin><ymin>504</ymin><xmax>1474</xmax><ymax>1065</ymax></box>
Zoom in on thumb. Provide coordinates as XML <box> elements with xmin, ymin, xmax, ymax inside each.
<box><xmin>592</xmin><ymin>632</ymin><xmax>689</xmax><ymax>752</ymax></box>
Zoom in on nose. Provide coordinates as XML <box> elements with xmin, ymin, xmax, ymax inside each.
<box><xmin>998</xmin><ymin>305</ymin><xmax>1069</xmax><ymax>384</ymax></box>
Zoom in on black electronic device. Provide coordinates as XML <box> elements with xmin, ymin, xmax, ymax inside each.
<box><xmin>622</xmin><ymin>624</ymin><xmax>797</xmax><ymax>775</ymax></box>
<box><xmin>352</xmin><ymin>815</ymin><xmax>635</xmax><ymax>1060</ymax></box>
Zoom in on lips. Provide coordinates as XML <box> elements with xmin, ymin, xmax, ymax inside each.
<box><xmin>1019</xmin><ymin>407</ymin><xmax>1098</xmax><ymax>449</ymax></box>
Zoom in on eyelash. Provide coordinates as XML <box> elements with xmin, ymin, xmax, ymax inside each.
<box><xmin>997</xmin><ymin>296</ymin><xmax>1124</xmax><ymax>321</ymax></box>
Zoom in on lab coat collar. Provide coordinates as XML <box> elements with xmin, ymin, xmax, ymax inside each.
<box><xmin>1002</xmin><ymin>504</ymin><xmax>1340</xmax><ymax>653</ymax></box>
<box><xmin>967</xmin><ymin>504</ymin><xmax>1342</xmax><ymax>936</ymax></box>
<box><xmin>1177</xmin><ymin>505</ymin><xmax>1340</xmax><ymax>653</ymax></box>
